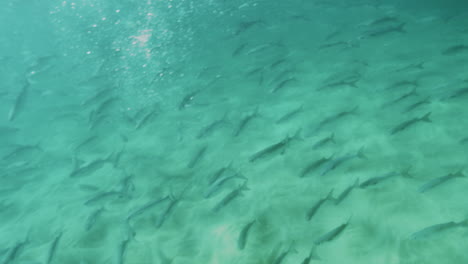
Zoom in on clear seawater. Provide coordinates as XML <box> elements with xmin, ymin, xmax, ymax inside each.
<box><xmin>1</xmin><ymin>0</ymin><xmax>468</xmax><ymax>263</ymax></box>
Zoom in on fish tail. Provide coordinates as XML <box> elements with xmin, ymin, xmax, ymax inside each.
<box><xmin>397</xmin><ymin>22</ymin><xmax>406</xmax><ymax>33</ymax></box>
<box><xmin>356</xmin><ymin>146</ymin><xmax>367</xmax><ymax>159</ymax></box>
<box><xmin>309</xmin><ymin>245</ymin><xmax>321</xmax><ymax>260</ymax></box>
<box><xmin>401</xmin><ymin>166</ymin><xmax>413</xmax><ymax>178</ymax></box>
<box><xmin>420</xmin><ymin>112</ymin><xmax>432</xmax><ymax>123</ymax></box>
<box><xmin>326</xmin><ymin>189</ymin><xmax>335</xmax><ymax>201</ymax></box>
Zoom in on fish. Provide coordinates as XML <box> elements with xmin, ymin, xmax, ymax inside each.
<box><xmin>238</xmin><ymin>220</ymin><xmax>256</xmax><ymax>250</ymax></box>
<box><xmin>276</xmin><ymin>105</ymin><xmax>303</xmax><ymax>124</ymax></box>
<box><xmin>448</xmin><ymin>86</ymin><xmax>468</xmax><ymax>100</ymax></box>
<box><xmin>306</xmin><ymin>189</ymin><xmax>334</xmax><ymax>221</ymax></box>
<box><xmin>73</xmin><ymin>135</ymin><xmax>99</xmax><ymax>153</ymax></box>
<box><xmin>394</xmin><ymin>62</ymin><xmax>425</xmax><ymax>72</ymax></box>
<box><xmin>312</xmin><ymin>106</ymin><xmax>358</xmax><ymax>133</ymax></box>
<box><xmin>418</xmin><ymin>170</ymin><xmax>465</xmax><ymax>193</ymax></box>
<box><xmin>205</xmin><ymin>173</ymin><xmax>247</xmax><ymax>199</ymax></box>
<box><xmin>249</xmin><ymin>130</ymin><xmax>301</xmax><ymax>162</ymax></box>
<box><xmin>391</xmin><ymin>112</ymin><xmax>432</xmax><ymax>135</ymax></box>
<box><xmin>178</xmin><ymin>90</ymin><xmax>200</xmax><ymax>110</ymax></box>
<box><xmin>198</xmin><ymin>113</ymin><xmax>229</xmax><ymax>139</ymax></box>
<box><xmin>300</xmin><ymin>246</ymin><xmax>320</xmax><ymax>264</ymax></box>
<box><xmin>384</xmin><ymin>87</ymin><xmax>418</xmax><ymax>107</ymax></box>
<box><xmin>272</xmin><ymin>242</ymin><xmax>297</xmax><ymax>264</ymax></box>
<box><xmin>46</xmin><ymin>232</ymin><xmax>63</xmax><ymax>264</ymax></box>
<box><xmin>135</xmin><ymin>108</ymin><xmax>158</xmax><ymax>130</ymax></box>
<box><xmin>85</xmin><ymin>207</ymin><xmax>105</xmax><ymax>231</ymax></box>
<box><xmin>385</xmin><ymin>80</ymin><xmax>418</xmax><ymax>91</ymax></box>
<box><xmin>70</xmin><ymin>154</ymin><xmax>116</xmax><ymax>178</ymax></box>
<box><xmin>117</xmin><ymin>238</ymin><xmax>130</xmax><ymax>264</ymax></box>
<box><xmin>318</xmin><ymin>41</ymin><xmax>349</xmax><ymax>50</ymax></box>
<box><xmin>2</xmin><ymin>237</ymin><xmax>29</xmax><ymax>264</ymax></box>
<box><xmin>366</xmin><ymin>22</ymin><xmax>406</xmax><ymax>37</ymax></box>
<box><xmin>409</xmin><ymin>219</ymin><xmax>468</xmax><ymax>240</ymax></box>
<box><xmin>81</xmin><ymin>88</ymin><xmax>113</xmax><ymax>106</ymax></box>
<box><xmin>314</xmin><ymin>216</ymin><xmax>351</xmax><ymax>245</ymax></box>
<box><xmin>312</xmin><ymin>133</ymin><xmax>336</xmax><ymax>150</ymax></box>
<box><xmin>270</xmin><ymin>58</ymin><xmax>287</xmax><ymax>69</ymax></box>
<box><xmin>84</xmin><ymin>191</ymin><xmax>124</xmax><ymax>206</ymax></box>
<box><xmin>320</xmin><ymin>147</ymin><xmax>366</xmax><ymax>176</ymax></box>
<box><xmin>232</xmin><ymin>43</ymin><xmax>248</xmax><ymax>57</ymax></box>
<box><xmin>368</xmin><ymin>16</ymin><xmax>400</xmax><ymax>26</ymax></box>
<box><xmin>155</xmin><ymin>194</ymin><xmax>183</xmax><ymax>229</ymax></box>
<box><xmin>8</xmin><ymin>81</ymin><xmax>29</xmax><ymax>122</ymax></box>
<box><xmin>270</xmin><ymin>78</ymin><xmax>297</xmax><ymax>93</ymax></box>
<box><xmin>233</xmin><ymin>107</ymin><xmax>260</xmax><ymax>137</ymax></box>
<box><xmin>442</xmin><ymin>45</ymin><xmax>468</xmax><ymax>55</ymax></box>
<box><xmin>213</xmin><ymin>182</ymin><xmax>249</xmax><ymax>213</ymax></box>
<box><xmin>460</xmin><ymin>137</ymin><xmax>468</xmax><ymax>144</ymax></box>
<box><xmin>300</xmin><ymin>155</ymin><xmax>333</xmax><ymax>178</ymax></box>
<box><xmin>187</xmin><ymin>146</ymin><xmax>208</xmax><ymax>168</ymax></box>
<box><xmin>403</xmin><ymin>96</ymin><xmax>431</xmax><ymax>113</ymax></box>
<box><xmin>234</xmin><ymin>20</ymin><xmax>264</xmax><ymax>35</ymax></box>
<box><xmin>334</xmin><ymin>178</ymin><xmax>359</xmax><ymax>205</ymax></box>
<box><xmin>2</xmin><ymin>143</ymin><xmax>42</xmax><ymax>162</ymax></box>
<box><xmin>319</xmin><ymin>75</ymin><xmax>359</xmax><ymax>90</ymax></box>
<box><xmin>127</xmin><ymin>196</ymin><xmax>170</xmax><ymax>222</ymax></box>
<box><xmin>208</xmin><ymin>162</ymin><xmax>234</xmax><ymax>185</ymax></box>
<box><xmin>360</xmin><ymin>168</ymin><xmax>411</xmax><ymax>189</ymax></box>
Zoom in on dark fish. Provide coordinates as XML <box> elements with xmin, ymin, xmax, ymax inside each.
<box><xmin>238</xmin><ymin>220</ymin><xmax>256</xmax><ymax>250</ymax></box>
<box><xmin>312</xmin><ymin>133</ymin><xmax>336</xmax><ymax>150</ymax></box>
<box><xmin>391</xmin><ymin>112</ymin><xmax>432</xmax><ymax>135</ymax></box>
<box><xmin>300</xmin><ymin>155</ymin><xmax>333</xmax><ymax>178</ymax></box>
<box><xmin>117</xmin><ymin>238</ymin><xmax>130</xmax><ymax>264</ymax></box>
<box><xmin>448</xmin><ymin>86</ymin><xmax>468</xmax><ymax>99</ymax></box>
<box><xmin>74</xmin><ymin>135</ymin><xmax>98</xmax><ymax>152</ymax></box>
<box><xmin>81</xmin><ymin>88</ymin><xmax>113</xmax><ymax>106</ymax></box>
<box><xmin>270</xmin><ymin>58</ymin><xmax>287</xmax><ymax>69</ymax></box>
<box><xmin>418</xmin><ymin>170</ymin><xmax>465</xmax><ymax>193</ymax></box>
<box><xmin>460</xmin><ymin>136</ymin><xmax>468</xmax><ymax>144</ymax></box>
<box><xmin>403</xmin><ymin>96</ymin><xmax>431</xmax><ymax>113</ymax></box>
<box><xmin>394</xmin><ymin>62</ymin><xmax>425</xmax><ymax>72</ymax></box>
<box><xmin>270</xmin><ymin>78</ymin><xmax>297</xmax><ymax>93</ymax></box>
<box><xmin>334</xmin><ymin>178</ymin><xmax>359</xmax><ymax>205</ymax></box>
<box><xmin>246</xmin><ymin>67</ymin><xmax>263</xmax><ymax>78</ymax></box>
<box><xmin>301</xmin><ymin>246</ymin><xmax>320</xmax><ymax>264</ymax></box>
<box><xmin>249</xmin><ymin>130</ymin><xmax>301</xmax><ymax>162</ymax></box>
<box><xmin>84</xmin><ymin>191</ymin><xmax>124</xmax><ymax>206</ymax></box>
<box><xmin>384</xmin><ymin>87</ymin><xmax>418</xmax><ymax>107</ymax></box>
<box><xmin>234</xmin><ymin>107</ymin><xmax>260</xmax><ymax>137</ymax></box>
<box><xmin>85</xmin><ymin>207</ymin><xmax>105</xmax><ymax>231</ymax></box>
<box><xmin>198</xmin><ymin>113</ymin><xmax>229</xmax><ymax>139</ymax></box>
<box><xmin>94</xmin><ymin>97</ymin><xmax>120</xmax><ymax>117</ymax></box>
<box><xmin>187</xmin><ymin>146</ymin><xmax>208</xmax><ymax>168</ymax></box>
<box><xmin>306</xmin><ymin>189</ymin><xmax>334</xmax><ymax>221</ymax></box>
<box><xmin>318</xmin><ymin>41</ymin><xmax>349</xmax><ymax>50</ymax></box>
<box><xmin>233</xmin><ymin>43</ymin><xmax>248</xmax><ymax>57</ymax></box>
<box><xmin>320</xmin><ymin>147</ymin><xmax>366</xmax><ymax>176</ymax></box>
<box><xmin>8</xmin><ymin>81</ymin><xmax>29</xmax><ymax>122</ymax></box>
<box><xmin>135</xmin><ymin>108</ymin><xmax>158</xmax><ymax>130</ymax></box>
<box><xmin>276</xmin><ymin>105</ymin><xmax>303</xmax><ymax>124</ymax></box>
<box><xmin>442</xmin><ymin>45</ymin><xmax>468</xmax><ymax>55</ymax></box>
<box><xmin>46</xmin><ymin>232</ymin><xmax>63</xmax><ymax>264</ymax></box>
<box><xmin>213</xmin><ymin>182</ymin><xmax>249</xmax><ymax>213</ymax></box>
<box><xmin>314</xmin><ymin>216</ymin><xmax>351</xmax><ymax>245</ymax></box>
<box><xmin>155</xmin><ymin>194</ymin><xmax>183</xmax><ymax>228</ymax></box>
<box><xmin>205</xmin><ymin>173</ymin><xmax>247</xmax><ymax>199</ymax></box>
<box><xmin>319</xmin><ymin>75</ymin><xmax>359</xmax><ymax>90</ymax></box>
<box><xmin>234</xmin><ymin>20</ymin><xmax>264</xmax><ymax>35</ymax></box>
<box><xmin>2</xmin><ymin>143</ymin><xmax>42</xmax><ymax>162</ymax></box>
<box><xmin>360</xmin><ymin>170</ymin><xmax>406</xmax><ymax>189</ymax></box>
<box><xmin>369</xmin><ymin>16</ymin><xmax>399</xmax><ymax>26</ymax></box>
<box><xmin>208</xmin><ymin>162</ymin><xmax>234</xmax><ymax>185</ymax></box>
<box><xmin>385</xmin><ymin>80</ymin><xmax>418</xmax><ymax>91</ymax></box>
<box><xmin>366</xmin><ymin>22</ymin><xmax>406</xmax><ymax>37</ymax></box>
<box><xmin>2</xmin><ymin>238</ymin><xmax>28</xmax><ymax>264</ymax></box>
<box><xmin>178</xmin><ymin>90</ymin><xmax>200</xmax><ymax>110</ymax></box>
<box><xmin>409</xmin><ymin>219</ymin><xmax>468</xmax><ymax>240</ymax></box>
<box><xmin>70</xmin><ymin>155</ymin><xmax>114</xmax><ymax>178</ymax></box>
<box><xmin>273</xmin><ymin>242</ymin><xmax>297</xmax><ymax>264</ymax></box>
<box><xmin>127</xmin><ymin>196</ymin><xmax>170</xmax><ymax>222</ymax></box>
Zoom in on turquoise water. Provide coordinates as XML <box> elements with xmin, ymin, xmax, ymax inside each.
<box><xmin>1</xmin><ymin>0</ymin><xmax>468</xmax><ymax>263</ymax></box>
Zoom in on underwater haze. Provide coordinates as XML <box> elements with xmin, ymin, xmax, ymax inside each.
<box><xmin>1</xmin><ymin>0</ymin><xmax>468</xmax><ymax>263</ymax></box>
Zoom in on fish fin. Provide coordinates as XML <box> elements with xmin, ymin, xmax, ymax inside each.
<box><xmin>326</xmin><ymin>189</ymin><xmax>335</xmax><ymax>201</ymax></box>
<box><xmin>356</xmin><ymin>146</ymin><xmax>367</xmax><ymax>159</ymax></box>
<box><xmin>401</xmin><ymin>166</ymin><xmax>413</xmax><ymax>178</ymax></box>
<box><xmin>309</xmin><ymin>245</ymin><xmax>321</xmax><ymax>260</ymax></box>
<box><xmin>421</xmin><ymin>112</ymin><xmax>432</xmax><ymax>123</ymax></box>
<box><xmin>353</xmin><ymin>178</ymin><xmax>360</xmax><ymax>187</ymax></box>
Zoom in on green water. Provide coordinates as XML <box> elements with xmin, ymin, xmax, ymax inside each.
<box><xmin>1</xmin><ymin>0</ymin><xmax>468</xmax><ymax>263</ymax></box>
